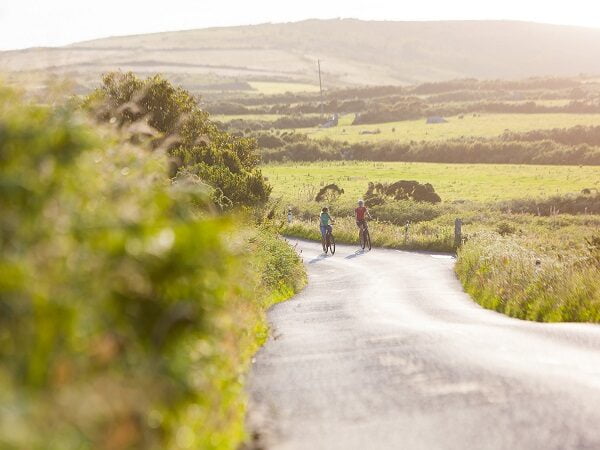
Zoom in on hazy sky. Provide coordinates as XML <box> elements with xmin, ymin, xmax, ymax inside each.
<box><xmin>1</xmin><ymin>0</ymin><xmax>598</xmax><ymax>50</ymax></box>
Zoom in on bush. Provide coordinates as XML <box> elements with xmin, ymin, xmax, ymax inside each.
<box><xmin>364</xmin><ymin>180</ymin><xmax>442</xmax><ymax>205</ymax></box>
<box><xmin>314</xmin><ymin>183</ymin><xmax>345</xmax><ymax>203</ymax></box>
<box><xmin>257</xmin><ymin>133</ymin><xmax>285</xmax><ymax>149</ymax></box>
<box><xmin>259</xmin><ymin>133</ymin><xmax>600</xmax><ymax>165</ymax></box>
<box><xmin>86</xmin><ymin>72</ymin><xmax>271</xmax><ymax>208</ymax></box>
<box><xmin>496</xmin><ymin>221</ymin><xmax>517</xmax><ymax>236</ymax></box>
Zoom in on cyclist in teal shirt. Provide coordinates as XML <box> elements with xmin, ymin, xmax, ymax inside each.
<box><xmin>319</xmin><ymin>207</ymin><xmax>333</xmax><ymax>239</ymax></box>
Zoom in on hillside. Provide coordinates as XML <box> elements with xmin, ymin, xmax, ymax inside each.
<box><xmin>3</xmin><ymin>19</ymin><xmax>600</xmax><ymax>93</ymax></box>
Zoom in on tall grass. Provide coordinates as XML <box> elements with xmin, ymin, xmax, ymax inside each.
<box><xmin>456</xmin><ymin>233</ymin><xmax>600</xmax><ymax>322</ymax></box>
<box><xmin>283</xmin><ymin>216</ymin><xmax>455</xmax><ymax>252</ymax></box>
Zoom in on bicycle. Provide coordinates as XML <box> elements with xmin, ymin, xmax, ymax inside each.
<box><xmin>358</xmin><ymin>221</ymin><xmax>372</xmax><ymax>251</ymax></box>
<box><xmin>322</xmin><ymin>225</ymin><xmax>336</xmax><ymax>255</ymax></box>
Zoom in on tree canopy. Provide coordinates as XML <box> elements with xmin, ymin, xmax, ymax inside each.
<box><xmin>86</xmin><ymin>72</ymin><xmax>271</xmax><ymax>208</ymax></box>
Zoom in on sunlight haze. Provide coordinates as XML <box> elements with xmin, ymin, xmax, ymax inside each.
<box><xmin>3</xmin><ymin>0</ymin><xmax>600</xmax><ymax>447</ymax></box>
<box><xmin>1</xmin><ymin>0</ymin><xmax>599</xmax><ymax>50</ymax></box>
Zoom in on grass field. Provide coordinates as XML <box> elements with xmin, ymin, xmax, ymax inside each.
<box><xmin>264</xmin><ymin>162</ymin><xmax>600</xmax><ymax>204</ymax></box>
<box><xmin>212</xmin><ymin>113</ymin><xmax>320</xmax><ymax>122</ymax></box>
<box><xmin>212</xmin><ymin>113</ymin><xmax>286</xmax><ymax>122</ymax></box>
<box><xmin>248</xmin><ymin>81</ymin><xmax>321</xmax><ymax>95</ymax></box>
<box><xmin>294</xmin><ymin>113</ymin><xmax>600</xmax><ymax>143</ymax></box>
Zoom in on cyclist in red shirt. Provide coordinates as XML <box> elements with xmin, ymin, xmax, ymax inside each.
<box><xmin>355</xmin><ymin>199</ymin><xmax>371</xmax><ymax>230</ymax></box>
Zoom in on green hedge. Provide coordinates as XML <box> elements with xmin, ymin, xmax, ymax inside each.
<box><xmin>0</xmin><ymin>87</ymin><xmax>305</xmax><ymax>449</ymax></box>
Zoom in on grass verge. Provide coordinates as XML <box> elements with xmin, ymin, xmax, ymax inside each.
<box><xmin>189</xmin><ymin>228</ymin><xmax>306</xmax><ymax>449</ymax></box>
<box><xmin>456</xmin><ymin>233</ymin><xmax>600</xmax><ymax>322</ymax></box>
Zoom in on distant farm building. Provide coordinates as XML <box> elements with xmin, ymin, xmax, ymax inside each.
<box><xmin>426</xmin><ymin>116</ymin><xmax>447</xmax><ymax>124</ymax></box>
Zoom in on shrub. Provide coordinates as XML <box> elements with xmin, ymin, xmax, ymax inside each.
<box><xmin>257</xmin><ymin>133</ymin><xmax>285</xmax><ymax>148</ymax></box>
<box><xmin>364</xmin><ymin>180</ymin><xmax>441</xmax><ymax>205</ymax></box>
<box><xmin>258</xmin><ymin>131</ymin><xmax>600</xmax><ymax>165</ymax></box>
<box><xmin>496</xmin><ymin>221</ymin><xmax>517</xmax><ymax>236</ymax></box>
<box><xmin>86</xmin><ymin>72</ymin><xmax>271</xmax><ymax>208</ymax></box>
<box><xmin>314</xmin><ymin>183</ymin><xmax>345</xmax><ymax>203</ymax></box>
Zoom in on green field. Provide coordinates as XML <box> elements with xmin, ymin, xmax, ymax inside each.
<box><xmin>212</xmin><ymin>113</ymin><xmax>286</xmax><ymax>122</ymax></box>
<box><xmin>264</xmin><ymin>162</ymin><xmax>600</xmax><ymax>204</ymax></box>
<box><xmin>295</xmin><ymin>113</ymin><xmax>600</xmax><ymax>143</ymax></box>
<box><xmin>212</xmin><ymin>113</ymin><xmax>320</xmax><ymax>122</ymax></box>
<box><xmin>248</xmin><ymin>81</ymin><xmax>320</xmax><ymax>95</ymax></box>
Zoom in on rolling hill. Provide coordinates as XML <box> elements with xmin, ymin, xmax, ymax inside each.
<box><xmin>3</xmin><ymin>19</ymin><xmax>600</xmax><ymax>93</ymax></box>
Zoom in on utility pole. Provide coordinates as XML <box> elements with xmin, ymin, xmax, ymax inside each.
<box><xmin>318</xmin><ymin>59</ymin><xmax>324</xmax><ymax>119</ymax></box>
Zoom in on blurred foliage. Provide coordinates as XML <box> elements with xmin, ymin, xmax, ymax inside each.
<box><xmin>84</xmin><ymin>72</ymin><xmax>271</xmax><ymax>208</ymax></box>
<box><xmin>0</xmin><ymin>86</ymin><xmax>304</xmax><ymax>448</ymax></box>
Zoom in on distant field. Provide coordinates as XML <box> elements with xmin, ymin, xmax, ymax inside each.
<box><xmin>503</xmin><ymin>99</ymin><xmax>573</xmax><ymax>107</ymax></box>
<box><xmin>212</xmin><ymin>113</ymin><xmax>321</xmax><ymax>122</ymax></box>
<box><xmin>248</xmin><ymin>81</ymin><xmax>320</xmax><ymax>95</ymax></box>
<box><xmin>295</xmin><ymin>113</ymin><xmax>600</xmax><ymax>143</ymax></box>
<box><xmin>212</xmin><ymin>114</ymin><xmax>286</xmax><ymax>122</ymax></box>
<box><xmin>263</xmin><ymin>162</ymin><xmax>600</xmax><ymax>203</ymax></box>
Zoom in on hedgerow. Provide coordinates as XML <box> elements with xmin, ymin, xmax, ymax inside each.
<box><xmin>0</xmin><ymin>85</ymin><xmax>304</xmax><ymax>449</ymax></box>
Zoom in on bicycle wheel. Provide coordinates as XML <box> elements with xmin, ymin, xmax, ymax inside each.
<box><xmin>322</xmin><ymin>237</ymin><xmax>327</xmax><ymax>253</ymax></box>
<box><xmin>365</xmin><ymin>229</ymin><xmax>372</xmax><ymax>251</ymax></box>
<box><xmin>328</xmin><ymin>234</ymin><xmax>336</xmax><ymax>255</ymax></box>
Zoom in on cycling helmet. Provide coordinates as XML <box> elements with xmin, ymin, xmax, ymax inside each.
<box><xmin>358</xmin><ymin>200</ymin><xmax>364</xmax><ymax>206</ymax></box>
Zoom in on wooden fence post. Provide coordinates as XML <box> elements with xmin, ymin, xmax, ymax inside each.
<box><xmin>454</xmin><ymin>218</ymin><xmax>463</xmax><ymax>248</ymax></box>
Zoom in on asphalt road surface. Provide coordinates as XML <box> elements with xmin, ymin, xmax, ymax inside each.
<box><xmin>246</xmin><ymin>239</ymin><xmax>600</xmax><ymax>450</ymax></box>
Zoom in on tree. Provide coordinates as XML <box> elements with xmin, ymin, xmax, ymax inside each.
<box><xmin>364</xmin><ymin>180</ymin><xmax>441</xmax><ymax>206</ymax></box>
<box><xmin>85</xmin><ymin>72</ymin><xmax>271</xmax><ymax>208</ymax></box>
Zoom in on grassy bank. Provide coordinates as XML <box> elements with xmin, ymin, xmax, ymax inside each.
<box><xmin>191</xmin><ymin>228</ymin><xmax>305</xmax><ymax>449</ymax></box>
<box><xmin>456</xmin><ymin>233</ymin><xmax>600</xmax><ymax>322</ymax></box>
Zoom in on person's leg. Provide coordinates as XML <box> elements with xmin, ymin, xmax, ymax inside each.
<box><xmin>357</xmin><ymin>220</ymin><xmax>365</xmax><ymax>243</ymax></box>
<box><xmin>320</xmin><ymin>225</ymin><xmax>326</xmax><ymax>239</ymax></box>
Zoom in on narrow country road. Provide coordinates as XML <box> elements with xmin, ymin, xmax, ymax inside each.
<box><xmin>246</xmin><ymin>239</ymin><xmax>600</xmax><ymax>450</ymax></box>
